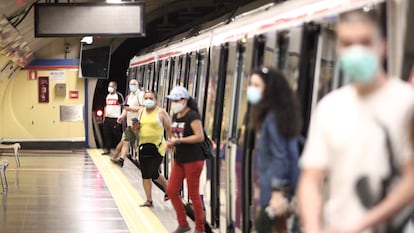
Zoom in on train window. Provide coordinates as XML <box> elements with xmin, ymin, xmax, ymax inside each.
<box><xmin>263</xmin><ymin>32</ymin><xmax>277</xmax><ymax>68</ymax></box>
<box><xmin>196</xmin><ymin>49</ymin><xmax>208</xmax><ymax>120</ymax></box>
<box><xmin>183</xmin><ymin>54</ymin><xmax>191</xmax><ymax>88</ymax></box>
<box><xmin>172</xmin><ymin>56</ymin><xmax>180</xmax><ymax>88</ymax></box>
<box><xmin>284</xmin><ymin>28</ymin><xmax>303</xmax><ymax>91</ymax></box>
<box><xmin>153</xmin><ymin>62</ymin><xmax>162</xmax><ymax>94</ymax></box>
<box><xmin>204</xmin><ymin>48</ymin><xmax>220</xmax><ymax>134</ymax></box>
<box><xmin>158</xmin><ymin>60</ymin><xmax>168</xmax><ymax>107</ymax></box>
<box><xmin>315</xmin><ymin>28</ymin><xmax>337</xmax><ymax>101</ymax></box>
<box><xmin>149</xmin><ymin>62</ymin><xmax>155</xmax><ymax>91</ymax></box>
<box><xmin>187</xmin><ymin>52</ymin><xmax>197</xmax><ymax>97</ymax></box>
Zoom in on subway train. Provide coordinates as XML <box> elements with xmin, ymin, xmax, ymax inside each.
<box><xmin>118</xmin><ymin>0</ymin><xmax>413</xmax><ymax>232</ymax></box>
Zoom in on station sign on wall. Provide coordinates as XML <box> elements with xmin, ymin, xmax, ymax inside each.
<box><xmin>34</xmin><ymin>3</ymin><xmax>145</xmax><ymax>37</ymax></box>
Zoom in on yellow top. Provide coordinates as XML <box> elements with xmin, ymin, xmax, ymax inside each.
<box><xmin>139</xmin><ymin>107</ymin><xmax>166</xmax><ymax>156</ymax></box>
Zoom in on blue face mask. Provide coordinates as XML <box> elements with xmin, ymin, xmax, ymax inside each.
<box><xmin>247</xmin><ymin>86</ymin><xmax>262</xmax><ymax>105</ymax></box>
<box><xmin>129</xmin><ymin>85</ymin><xmax>138</xmax><ymax>92</ymax></box>
<box><xmin>339</xmin><ymin>46</ymin><xmax>379</xmax><ymax>85</ymax></box>
<box><xmin>143</xmin><ymin>99</ymin><xmax>156</xmax><ymax>109</ymax></box>
<box><xmin>108</xmin><ymin>87</ymin><xmax>115</xmax><ymax>93</ymax></box>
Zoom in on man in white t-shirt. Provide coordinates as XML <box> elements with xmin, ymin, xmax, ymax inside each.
<box><xmin>111</xmin><ymin>79</ymin><xmax>144</xmax><ymax>165</ymax></box>
<box><xmin>102</xmin><ymin>81</ymin><xmax>124</xmax><ymax>155</ymax></box>
<box><xmin>297</xmin><ymin>10</ymin><xmax>414</xmax><ymax>233</ymax></box>
<box><xmin>116</xmin><ymin>79</ymin><xmax>144</xmax><ymax>126</ymax></box>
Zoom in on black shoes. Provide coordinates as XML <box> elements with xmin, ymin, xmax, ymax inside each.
<box><xmin>110</xmin><ymin>157</ymin><xmax>124</xmax><ymax>167</ymax></box>
<box><xmin>101</xmin><ymin>150</ymin><xmax>111</xmax><ymax>155</ymax></box>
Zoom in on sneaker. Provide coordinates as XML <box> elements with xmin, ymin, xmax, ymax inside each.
<box><xmin>172</xmin><ymin>226</ymin><xmax>191</xmax><ymax>233</ymax></box>
<box><xmin>111</xmin><ymin>157</ymin><xmax>124</xmax><ymax>167</ymax></box>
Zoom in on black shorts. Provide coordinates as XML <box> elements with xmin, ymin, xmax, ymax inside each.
<box><xmin>139</xmin><ymin>152</ymin><xmax>163</xmax><ymax>179</ymax></box>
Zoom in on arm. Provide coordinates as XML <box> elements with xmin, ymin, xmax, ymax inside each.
<box><xmin>159</xmin><ymin>109</ymin><xmax>172</xmax><ymax>139</ymax></box>
<box><xmin>124</xmin><ymin>105</ymin><xmax>141</xmax><ymax>113</ymax></box>
<box><xmin>297</xmin><ymin>168</ymin><xmax>326</xmax><ymax>233</ymax></box>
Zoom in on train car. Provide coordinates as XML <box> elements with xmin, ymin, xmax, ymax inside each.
<box><xmin>126</xmin><ymin>0</ymin><xmax>412</xmax><ymax>232</ymax></box>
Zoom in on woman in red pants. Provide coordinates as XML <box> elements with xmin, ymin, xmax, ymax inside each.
<box><xmin>166</xmin><ymin>86</ymin><xmax>205</xmax><ymax>233</ymax></box>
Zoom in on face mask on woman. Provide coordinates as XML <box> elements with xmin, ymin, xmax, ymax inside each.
<box><xmin>171</xmin><ymin>102</ymin><xmax>185</xmax><ymax>114</ymax></box>
<box><xmin>143</xmin><ymin>99</ymin><xmax>156</xmax><ymax>109</ymax></box>
<box><xmin>247</xmin><ymin>86</ymin><xmax>262</xmax><ymax>105</ymax></box>
<box><xmin>108</xmin><ymin>87</ymin><xmax>115</xmax><ymax>93</ymax></box>
<box><xmin>339</xmin><ymin>45</ymin><xmax>379</xmax><ymax>85</ymax></box>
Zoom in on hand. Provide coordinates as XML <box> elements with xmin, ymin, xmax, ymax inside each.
<box><xmin>116</xmin><ymin>117</ymin><xmax>123</xmax><ymax>124</ymax></box>
<box><xmin>269</xmin><ymin>191</ymin><xmax>290</xmax><ymax>216</ymax></box>
<box><xmin>167</xmin><ymin>138</ymin><xmax>177</xmax><ymax>149</ymax></box>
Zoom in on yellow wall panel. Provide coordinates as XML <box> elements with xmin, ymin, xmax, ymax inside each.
<box><xmin>0</xmin><ymin>58</ymin><xmax>85</xmax><ymax>141</ymax></box>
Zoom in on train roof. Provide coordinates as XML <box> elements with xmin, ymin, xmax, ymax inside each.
<box><xmin>129</xmin><ymin>0</ymin><xmax>384</xmax><ymax>68</ymax></box>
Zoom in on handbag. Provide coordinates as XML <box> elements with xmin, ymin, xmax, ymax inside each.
<box><xmin>201</xmin><ymin>130</ymin><xmax>215</xmax><ymax>160</ymax></box>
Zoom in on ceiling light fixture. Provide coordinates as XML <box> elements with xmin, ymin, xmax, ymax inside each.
<box><xmin>80</xmin><ymin>36</ymin><xmax>93</xmax><ymax>44</ymax></box>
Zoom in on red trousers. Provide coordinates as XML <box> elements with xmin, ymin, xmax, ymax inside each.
<box><xmin>167</xmin><ymin>160</ymin><xmax>205</xmax><ymax>232</ymax></box>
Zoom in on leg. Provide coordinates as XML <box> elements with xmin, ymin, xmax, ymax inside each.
<box><xmin>111</xmin><ymin>121</ymin><xmax>123</xmax><ymax>148</ymax></box>
<box><xmin>154</xmin><ymin>175</ymin><xmax>168</xmax><ymax>191</ymax></box>
<box><xmin>102</xmin><ymin>118</ymin><xmax>112</xmax><ymax>153</ymax></box>
<box><xmin>183</xmin><ymin>160</ymin><xmax>205</xmax><ymax>232</ymax></box>
<box><xmin>120</xmin><ymin>141</ymin><xmax>130</xmax><ymax>160</ymax></box>
<box><xmin>111</xmin><ymin>140</ymin><xmax>123</xmax><ymax>160</ymax></box>
<box><xmin>167</xmin><ymin>161</ymin><xmax>188</xmax><ymax>228</ymax></box>
<box><xmin>142</xmin><ymin>179</ymin><xmax>153</xmax><ymax>203</ymax></box>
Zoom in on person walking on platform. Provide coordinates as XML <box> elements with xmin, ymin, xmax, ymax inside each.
<box><xmin>166</xmin><ymin>86</ymin><xmax>206</xmax><ymax>233</ymax></box>
<box><xmin>247</xmin><ymin>67</ymin><xmax>302</xmax><ymax>233</ymax></box>
<box><xmin>137</xmin><ymin>91</ymin><xmax>172</xmax><ymax>207</ymax></box>
<box><xmin>297</xmin><ymin>10</ymin><xmax>414</xmax><ymax>233</ymax></box>
<box><xmin>111</xmin><ymin>117</ymin><xmax>140</xmax><ymax>167</ymax></box>
<box><xmin>117</xmin><ymin>79</ymin><xmax>144</xmax><ymax>126</ymax></box>
<box><xmin>102</xmin><ymin>81</ymin><xmax>124</xmax><ymax>155</ymax></box>
<box><xmin>111</xmin><ymin>79</ymin><xmax>143</xmax><ymax>165</ymax></box>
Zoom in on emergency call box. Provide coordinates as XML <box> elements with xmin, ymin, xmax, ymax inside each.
<box><xmin>55</xmin><ymin>83</ymin><xmax>66</xmax><ymax>96</ymax></box>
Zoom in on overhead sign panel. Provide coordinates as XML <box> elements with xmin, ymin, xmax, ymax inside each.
<box><xmin>35</xmin><ymin>3</ymin><xmax>145</xmax><ymax>37</ymax></box>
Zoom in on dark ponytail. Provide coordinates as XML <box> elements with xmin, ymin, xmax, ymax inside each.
<box><xmin>187</xmin><ymin>97</ymin><xmax>199</xmax><ymax>113</ymax></box>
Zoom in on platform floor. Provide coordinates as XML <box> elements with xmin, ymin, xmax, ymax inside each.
<box><xmin>0</xmin><ymin>149</ymin><xmax>195</xmax><ymax>233</ymax></box>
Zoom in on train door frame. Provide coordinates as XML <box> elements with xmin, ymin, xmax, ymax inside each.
<box><xmin>207</xmin><ymin>43</ymin><xmax>229</xmax><ymax>228</ymax></box>
<box><xmin>297</xmin><ymin>22</ymin><xmax>321</xmax><ymax>136</ymax></box>
<box><xmin>224</xmin><ymin>39</ymin><xmax>247</xmax><ymax>233</ymax></box>
<box><xmin>241</xmin><ymin>34</ymin><xmax>266</xmax><ymax>233</ymax></box>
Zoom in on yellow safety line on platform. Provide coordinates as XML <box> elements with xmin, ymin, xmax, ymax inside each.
<box><xmin>88</xmin><ymin>149</ymin><xmax>168</xmax><ymax>233</ymax></box>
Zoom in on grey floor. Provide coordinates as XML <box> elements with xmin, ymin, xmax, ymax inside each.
<box><xmin>0</xmin><ymin>150</ymin><xmax>192</xmax><ymax>233</ymax></box>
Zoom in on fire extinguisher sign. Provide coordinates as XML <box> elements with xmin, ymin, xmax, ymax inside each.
<box><xmin>38</xmin><ymin>76</ymin><xmax>49</xmax><ymax>103</ymax></box>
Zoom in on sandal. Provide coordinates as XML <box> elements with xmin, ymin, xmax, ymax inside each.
<box><xmin>139</xmin><ymin>200</ymin><xmax>153</xmax><ymax>207</ymax></box>
<box><xmin>164</xmin><ymin>194</ymin><xmax>170</xmax><ymax>201</ymax></box>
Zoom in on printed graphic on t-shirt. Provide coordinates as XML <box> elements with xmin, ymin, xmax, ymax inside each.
<box><xmin>171</xmin><ymin>122</ymin><xmax>185</xmax><ymax>138</ymax></box>
<box><xmin>106</xmin><ymin>98</ymin><xmax>120</xmax><ymax>105</ymax></box>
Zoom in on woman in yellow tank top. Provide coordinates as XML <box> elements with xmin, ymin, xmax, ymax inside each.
<box><xmin>138</xmin><ymin>91</ymin><xmax>172</xmax><ymax>207</ymax></box>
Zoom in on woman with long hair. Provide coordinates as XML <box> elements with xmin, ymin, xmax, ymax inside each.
<box><xmin>137</xmin><ymin>91</ymin><xmax>172</xmax><ymax>207</ymax></box>
<box><xmin>248</xmin><ymin>67</ymin><xmax>302</xmax><ymax>233</ymax></box>
<box><xmin>166</xmin><ymin>86</ymin><xmax>206</xmax><ymax>233</ymax></box>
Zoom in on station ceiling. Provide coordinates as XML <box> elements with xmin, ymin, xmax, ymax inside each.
<box><xmin>0</xmin><ymin>0</ymin><xmax>263</xmax><ymax>57</ymax></box>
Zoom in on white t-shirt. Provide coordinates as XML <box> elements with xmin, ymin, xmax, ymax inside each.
<box><xmin>300</xmin><ymin>78</ymin><xmax>414</xmax><ymax>232</ymax></box>
<box><xmin>105</xmin><ymin>93</ymin><xmax>122</xmax><ymax>118</ymax></box>
<box><xmin>125</xmin><ymin>90</ymin><xmax>144</xmax><ymax>126</ymax></box>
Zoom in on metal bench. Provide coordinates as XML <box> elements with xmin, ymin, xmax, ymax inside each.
<box><xmin>0</xmin><ymin>160</ymin><xmax>8</xmax><ymax>193</ymax></box>
<box><xmin>0</xmin><ymin>143</ymin><xmax>21</xmax><ymax>167</ymax></box>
